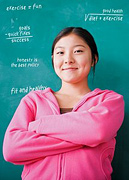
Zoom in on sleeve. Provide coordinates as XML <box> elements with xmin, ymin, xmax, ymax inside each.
<box><xmin>28</xmin><ymin>91</ymin><xmax>125</xmax><ymax>147</ymax></box>
<box><xmin>3</xmin><ymin>96</ymin><xmax>83</xmax><ymax>165</ymax></box>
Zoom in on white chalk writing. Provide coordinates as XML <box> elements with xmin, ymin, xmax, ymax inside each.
<box><xmin>11</xmin><ymin>57</ymin><xmax>39</xmax><ymax>68</ymax></box>
<box><xmin>6</xmin><ymin>3</ymin><xmax>42</xmax><ymax>11</ymax></box>
<box><xmin>85</xmin><ymin>9</ymin><xmax>123</xmax><ymax>22</ymax></box>
<box><xmin>11</xmin><ymin>85</ymin><xmax>47</xmax><ymax>95</ymax></box>
<box><xmin>5</xmin><ymin>25</ymin><xmax>33</xmax><ymax>43</ymax></box>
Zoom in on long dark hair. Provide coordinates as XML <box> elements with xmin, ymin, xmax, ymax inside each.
<box><xmin>51</xmin><ymin>27</ymin><xmax>99</xmax><ymax>75</ymax></box>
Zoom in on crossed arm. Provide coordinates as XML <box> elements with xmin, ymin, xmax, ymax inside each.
<box><xmin>28</xmin><ymin>91</ymin><xmax>124</xmax><ymax>147</ymax></box>
<box><xmin>3</xmin><ymin>99</ymin><xmax>82</xmax><ymax>165</ymax></box>
<box><xmin>3</xmin><ymin>91</ymin><xmax>124</xmax><ymax>165</ymax></box>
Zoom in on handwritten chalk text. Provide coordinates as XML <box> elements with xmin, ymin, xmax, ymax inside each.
<box><xmin>11</xmin><ymin>85</ymin><xmax>47</xmax><ymax>95</ymax></box>
<box><xmin>85</xmin><ymin>8</ymin><xmax>123</xmax><ymax>22</ymax></box>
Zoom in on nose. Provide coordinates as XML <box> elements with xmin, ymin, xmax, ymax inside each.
<box><xmin>64</xmin><ymin>53</ymin><xmax>75</xmax><ymax>64</ymax></box>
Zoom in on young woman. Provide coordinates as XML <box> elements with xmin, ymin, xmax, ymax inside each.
<box><xmin>3</xmin><ymin>27</ymin><xmax>124</xmax><ymax>180</ymax></box>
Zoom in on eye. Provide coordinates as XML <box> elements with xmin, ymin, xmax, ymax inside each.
<box><xmin>56</xmin><ymin>51</ymin><xmax>64</xmax><ymax>55</ymax></box>
<box><xmin>74</xmin><ymin>50</ymin><xmax>83</xmax><ymax>53</ymax></box>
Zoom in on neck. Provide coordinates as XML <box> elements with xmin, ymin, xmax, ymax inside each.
<box><xmin>58</xmin><ymin>80</ymin><xmax>91</xmax><ymax>97</ymax></box>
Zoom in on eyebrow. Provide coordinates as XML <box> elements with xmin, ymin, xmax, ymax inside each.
<box><xmin>55</xmin><ymin>45</ymin><xmax>86</xmax><ymax>49</ymax></box>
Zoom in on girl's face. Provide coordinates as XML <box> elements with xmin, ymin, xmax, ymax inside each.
<box><xmin>53</xmin><ymin>33</ymin><xmax>93</xmax><ymax>84</ymax></box>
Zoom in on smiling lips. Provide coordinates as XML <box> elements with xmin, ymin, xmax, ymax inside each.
<box><xmin>62</xmin><ymin>67</ymin><xmax>78</xmax><ymax>71</ymax></box>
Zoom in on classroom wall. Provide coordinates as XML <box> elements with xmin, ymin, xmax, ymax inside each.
<box><xmin>0</xmin><ymin>0</ymin><xmax>129</xmax><ymax>179</ymax></box>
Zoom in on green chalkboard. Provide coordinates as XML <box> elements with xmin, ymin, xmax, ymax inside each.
<box><xmin>0</xmin><ymin>0</ymin><xmax>129</xmax><ymax>179</ymax></box>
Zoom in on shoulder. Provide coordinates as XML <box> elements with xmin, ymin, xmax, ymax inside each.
<box><xmin>94</xmin><ymin>88</ymin><xmax>124</xmax><ymax>101</ymax></box>
<box><xmin>21</xmin><ymin>87</ymin><xmax>52</xmax><ymax>104</ymax></box>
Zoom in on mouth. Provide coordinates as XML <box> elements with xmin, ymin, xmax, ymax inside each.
<box><xmin>62</xmin><ymin>67</ymin><xmax>78</xmax><ymax>71</ymax></box>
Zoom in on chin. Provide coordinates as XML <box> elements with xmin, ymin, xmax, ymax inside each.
<box><xmin>62</xmin><ymin>78</ymin><xmax>80</xmax><ymax>84</ymax></box>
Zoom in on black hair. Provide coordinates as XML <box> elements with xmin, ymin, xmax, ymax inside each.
<box><xmin>51</xmin><ymin>27</ymin><xmax>99</xmax><ymax>75</ymax></box>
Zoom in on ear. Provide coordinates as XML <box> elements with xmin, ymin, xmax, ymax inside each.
<box><xmin>91</xmin><ymin>55</ymin><xmax>98</xmax><ymax>67</ymax></box>
<box><xmin>51</xmin><ymin>55</ymin><xmax>53</xmax><ymax>59</ymax></box>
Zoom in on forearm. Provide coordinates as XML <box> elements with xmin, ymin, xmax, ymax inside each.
<box><xmin>29</xmin><ymin>93</ymin><xmax>124</xmax><ymax>147</ymax></box>
<box><xmin>3</xmin><ymin>97</ymin><xmax>83</xmax><ymax>165</ymax></box>
<box><xmin>3</xmin><ymin>128</ymin><xmax>82</xmax><ymax>165</ymax></box>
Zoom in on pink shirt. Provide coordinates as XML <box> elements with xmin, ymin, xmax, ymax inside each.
<box><xmin>3</xmin><ymin>88</ymin><xmax>124</xmax><ymax>180</ymax></box>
